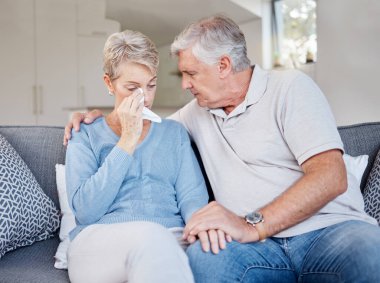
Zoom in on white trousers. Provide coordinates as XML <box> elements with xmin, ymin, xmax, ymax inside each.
<box><xmin>67</xmin><ymin>222</ymin><xmax>194</xmax><ymax>283</ymax></box>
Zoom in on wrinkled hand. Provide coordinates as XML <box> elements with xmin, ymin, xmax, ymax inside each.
<box><xmin>183</xmin><ymin>201</ymin><xmax>259</xmax><ymax>252</ymax></box>
<box><xmin>116</xmin><ymin>91</ymin><xmax>144</xmax><ymax>154</ymax></box>
<box><xmin>63</xmin><ymin>109</ymin><xmax>103</xmax><ymax>145</ymax></box>
<box><xmin>186</xmin><ymin>229</ymin><xmax>232</xmax><ymax>254</ymax></box>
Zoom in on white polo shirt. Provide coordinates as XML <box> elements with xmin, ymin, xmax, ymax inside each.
<box><xmin>170</xmin><ymin>65</ymin><xmax>376</xmax><ymax>237</ymax></box>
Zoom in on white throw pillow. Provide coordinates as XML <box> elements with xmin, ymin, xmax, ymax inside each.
<box><xmin>54</xmin><ymin>164</ymin><xmax>76</xmax><ymax>269</ymax></box>
<box><xmin>343</xmin><ymin>153</ymin><xmax>368</xmax><ymax>186</ymax></box>
<box><xmin>338</xmin><ymin>154</ymin><xmax>369</xmax><ymax>214</ymax></box>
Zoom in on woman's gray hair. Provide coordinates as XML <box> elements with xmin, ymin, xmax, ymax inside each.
<box><xmin>171</xmin><ymin>14</ymin><xmax>250</xmax><ymax>72</ymax></box>
<box><xmin>103</xmin><ymin>30</ymin><xmax>159</xmax><ymax>80</ymax></box>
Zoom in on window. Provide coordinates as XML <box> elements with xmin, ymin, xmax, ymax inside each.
<box><xmin>273</xmin><ymin>0</ymin><xmax>317</xmax><ymax>68</ymax></box>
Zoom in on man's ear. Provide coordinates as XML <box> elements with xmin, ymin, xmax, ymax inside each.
<box><xmin>218</xmin><ymin>55</ymin><xmax>232</xmax><ymax>78</ymax></box>
<box><xmin>103</xmin><ymin>74</ymin><xmax>114</xmax><ymax>93</ymax></box>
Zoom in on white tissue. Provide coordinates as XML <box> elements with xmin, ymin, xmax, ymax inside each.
<box><xmin>142</xmin><ymin>107</ymin><xmax>162</xmax><ymax>123</ymax></box>
<box><xmin>136</xmin><ymin>88</ymin><xmax>161</xmax><ymax>123</ymax></box>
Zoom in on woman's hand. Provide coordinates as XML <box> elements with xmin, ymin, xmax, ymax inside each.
<box><xmin>116</xmin><ymin>91</ymin><xmax>144</xmax><ymax>154</ymax></box>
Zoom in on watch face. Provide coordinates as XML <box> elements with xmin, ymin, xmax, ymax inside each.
<box><xmin>246</xmin><ymin>211</ymin><xmax>263</xmax><ymax>224</ymax></box>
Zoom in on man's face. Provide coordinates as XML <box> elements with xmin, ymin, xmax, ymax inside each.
<box><xmin>177</xmin><ymin>48</ymin><xmax>224</xmax><ymax>109</ymax></box>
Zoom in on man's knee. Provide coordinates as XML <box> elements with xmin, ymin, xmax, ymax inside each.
<box><xmin>304</xmin><ymin>221</ymin><xmax>380</xmax><ymax>282</ymax></box>
<box><xmin>344</xmin><ymin>223</ymin><xmax>380</xmax><ymax>277</ymax></box>
<box><xmin>186</xmin><ymin>241</ymin><xmax>245</xmax><ymax>281</ymax></box>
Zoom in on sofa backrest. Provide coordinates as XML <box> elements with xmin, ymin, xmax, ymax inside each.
<box><xmin>0</xmin><ymin>126</ymin><xmax>66</xmax><ymax>209</ymax></box>
<box><xmin>1</xmin><ymin>122</ymin><xmax>380</xmax><ymax>210</ymax></box>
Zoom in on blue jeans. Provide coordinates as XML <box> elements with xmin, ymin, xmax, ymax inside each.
<box><xmin>186</xmin><ymin>220</ymin><xmax>380</xmax><ymax>282</ymax></box>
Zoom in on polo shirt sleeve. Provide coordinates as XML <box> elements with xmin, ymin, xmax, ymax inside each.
<box><xmin>281</xmin><ymin>72</ymin><xmax>344</xmax><ymax>165</ymax></box>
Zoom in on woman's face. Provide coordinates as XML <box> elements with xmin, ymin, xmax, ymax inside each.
<box><xmin>104</xmin><ymin>61</ymin><xmax>157</xmax><ymax>109</ymax></box>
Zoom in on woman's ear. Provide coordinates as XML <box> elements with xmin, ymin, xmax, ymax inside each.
<box><xmin>218</xmin><ymin>55</ymin><xmax>232</xmax><ymax>79</ymax></box>
<box><xmin>103</xmin><ymin>74</ymin><xmax>114</xmax><ymax>93</ymax></box>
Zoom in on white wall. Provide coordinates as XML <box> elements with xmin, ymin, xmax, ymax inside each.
<box><xmin>316</xmin><ymin>0</ymin><xmax>380</xmax><ymax>126</ymax></box>
<box><xmin>154</xmin><ymin>19</ymin><xmax>262</xmax><ymax>114</ymax></box>
<box><xmin>154</xmin><ymin>45</ymin><xmax>192</xmax><ymax>114</ymax></box>
<box><xmin>240</xmin><ymin>19</ymin><xmax>262</xmax><ymax>66</ymax></box>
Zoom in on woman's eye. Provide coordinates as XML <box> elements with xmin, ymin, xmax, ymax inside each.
<box><xmin>148</xmin><ymin>85</ymin><xmax>156</xmax><ymax>89</ymax></box>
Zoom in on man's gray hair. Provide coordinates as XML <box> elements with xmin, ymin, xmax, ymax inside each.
<box><xmin>103</xmin><ymin>30</ymin><xmax>159</xmax><ymax>80</ymax></box>
<box><xmin>171</xmin><ymin>14</ymin><xmax>251</xmax><ymax>72</ymax></box>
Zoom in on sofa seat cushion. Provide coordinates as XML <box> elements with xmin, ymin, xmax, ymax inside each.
<box><xmin>0</xmin><ymin>134</ymin><xmax>60</xmax><ymax>258</ymax></box>
<box><xmin>0</xmin><ymin>236</ymin><xmax>69</xmax><ymax>283</ymax></box>
<box><xmin>364</xmin><ymin>149</ymin><xmax>380</xmax><ymax>224</ymax></box>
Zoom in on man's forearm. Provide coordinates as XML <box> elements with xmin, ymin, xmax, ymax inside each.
<box><xmin>256</xmin><ymin>149</ymin><xmax>347</xmax><ymax>239</ymax></box>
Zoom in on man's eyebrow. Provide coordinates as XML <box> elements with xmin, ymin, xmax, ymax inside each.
<box><xmin>182</xmin><ymin>70</ymin><xmax>195</xmax><ymax>74</ymax></box>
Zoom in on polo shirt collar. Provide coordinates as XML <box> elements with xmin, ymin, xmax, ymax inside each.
<box><xmin>209</xmin><ymin>65</ymin><xmax>268</xmax><ymax>119</ymax></box>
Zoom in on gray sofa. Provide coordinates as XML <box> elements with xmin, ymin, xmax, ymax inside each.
<box><xmin>1</xmin><ymin>123</ymin><xmax>380</xmax><ymax>283</ymax></box>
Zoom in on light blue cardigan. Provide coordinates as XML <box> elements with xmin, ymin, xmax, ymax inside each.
<box><xmin>66</xmin><ymin>117</ymin><xmax>208</xmax><ymax>240</ymax></box>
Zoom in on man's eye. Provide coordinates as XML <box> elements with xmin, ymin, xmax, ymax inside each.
<box><xmin>148</xmin><ymin>85</ymin><xmax>156</xmax><ymax>89</ymax></box>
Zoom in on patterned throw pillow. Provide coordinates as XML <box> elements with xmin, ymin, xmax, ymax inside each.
<box><xmin>363</xmin><ymin>149</ymin><xmax>380</xmax><ymax>225</ymax></box>
<box><xmin>0</xmin><ymin>134</ymin><xmax>60</xmax><ymax>258</ymax></box>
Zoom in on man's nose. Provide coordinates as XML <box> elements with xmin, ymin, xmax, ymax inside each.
<box><xmin>181</xmin><ymin>77</ymin><xmax>191</xmax><ymax>90</ymax></box>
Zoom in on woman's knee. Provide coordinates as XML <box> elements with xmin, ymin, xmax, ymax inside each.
<box><xmin>131</xmin><ymin>222</ymin><xmax>179</xmax><ymax>249</ymax></box>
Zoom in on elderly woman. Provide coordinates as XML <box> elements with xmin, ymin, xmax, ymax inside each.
<box><xmin>65</xmin><ymin>30</ymin><xmax>208</xmax><ymax>283</ymax></box>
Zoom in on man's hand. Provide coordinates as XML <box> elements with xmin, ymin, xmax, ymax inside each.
<box><xmin>186</xmin><ymin>229</ymin><xmax>232</xmax><ymax>254</ymax></box>
<box><xmin>63</xmin><ymin>109</ymin><xmax>103</xmax><ymax>145</ymax></box>
<box><xmin>183</xmin><ymin>201</ymin><xmax>260</xmax><ymax>253</ymax></box>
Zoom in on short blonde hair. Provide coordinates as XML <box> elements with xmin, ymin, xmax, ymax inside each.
<box><xmin>103</xmin><ymin>30</ymin><xmax>159</xmax><ymax>80</ymax></box>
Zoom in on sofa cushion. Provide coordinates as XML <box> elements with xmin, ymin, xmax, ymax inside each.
<box><xmin>0</xmin><ymin>236</ymin><xmax>70</xmax><ymax>283</ymax></box>
<box><xmin>0</xmin><ymin>134</ymin><xmax>60</xmax><ymax>258</ymax></box>
<box><xmin>363</xmin><ymin>149</ymin><xmax>380</xmax><ymax>224</ymax></box>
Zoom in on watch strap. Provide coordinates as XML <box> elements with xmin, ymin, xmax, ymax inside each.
<box><xmin>254</xmin><ymin>221</ymin><xmax>267</xmax><ymax>242</ymax></box>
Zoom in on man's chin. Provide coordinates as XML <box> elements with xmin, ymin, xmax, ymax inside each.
<box><xmin>196</xmin><ymin>99</ymin><xmax>220</xmax><ymax>110</ymax></box>
<box><xmin>195</xmin><ymin>97</ymin><xmax>208</xmax><ymax>108</ymax></box>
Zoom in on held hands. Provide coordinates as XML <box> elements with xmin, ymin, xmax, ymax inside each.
<box><xmin>116</xmin><ymin>91</ymin><xmax>144</xmax><ymax>154</ymax></box>
<box><xmin>183</xmin><ymin>201</ymin><xmax>260</xmax><ymax>253</ymax></box>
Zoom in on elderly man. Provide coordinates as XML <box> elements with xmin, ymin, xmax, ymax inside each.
<box><xmin>65</xmin><ymin>15</ymin><xmax>380</xmax><ymax>283</ymax></box>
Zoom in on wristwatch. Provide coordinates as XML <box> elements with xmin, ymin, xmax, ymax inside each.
<box><xmin>245</xmin><ymin>211</ymin><xmax>267</xmax><ymax>242</ymax></box>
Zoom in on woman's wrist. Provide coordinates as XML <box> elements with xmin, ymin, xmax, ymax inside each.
<box><xmin>117</xmin><ymin>137</ymin><xmax>137</xmax><ymax>155</ymax></box>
